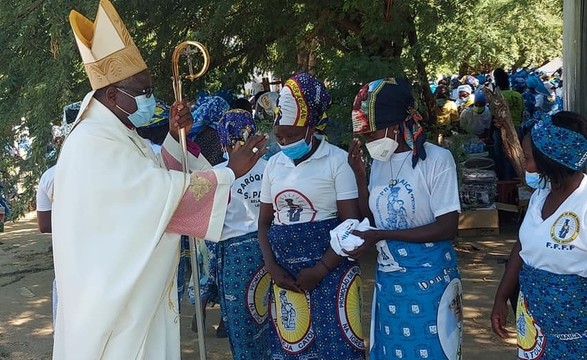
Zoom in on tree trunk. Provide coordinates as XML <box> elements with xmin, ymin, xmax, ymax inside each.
<box><xmin>563</xmin><ymin>0</ymin><xmax>587</xmax><ymax>117</ymax></box>
<box><xmin>482</xmin><ymin>86</ymin><xmax>525</xmax><ymax>182</ymax></box>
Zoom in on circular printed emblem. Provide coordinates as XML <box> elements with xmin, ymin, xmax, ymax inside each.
<box><xmin>550</xmin><ymin>212</ymin><xmax>580</xmax><ymax>244</ymax></box>
<box><xmin>275</xmin><ymin>190</ymin><xmax>316</xmax><ymax>224</ymax></box>
<box><xmin>270</xmin><ymin>285</ymin><xmax>314</xmax><ymax>354</ymax></box>
<box><xmin>336</xmin><ymin>266</ymin><xmax>365</xmax><ymax>350</ymax></box>
<box><xmin>247</xmin><ymin>266</ymin><xmax>271</xmax><ymax>324</ymax></box>
<box><xmin>516</xmin><ymin>292</ymin><xmax>546</xmax><ymax>359</ymax></box>
<box><xmin>437</xmin><ymin>278</ymin><xmax>463</xmax><ymax>360</ymax></box>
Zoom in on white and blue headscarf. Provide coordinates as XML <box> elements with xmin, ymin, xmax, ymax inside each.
<box><xmin>531</xmin><ymin>113</ymin><xmax>587</xmax><ymax>171</ymax></box>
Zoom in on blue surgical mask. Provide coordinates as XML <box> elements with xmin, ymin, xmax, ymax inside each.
<box><xmin>222</xmin><ymin>151</ymin><xmax>229</xmax><ymax>160</ymax></box>
<box><xmin>525</xmin><ymin>171</ymin><xmax>550</xmax><ymax>189</ymax></box>
<box><xmin>279</xmin><ymin>128</ymin><xmax>311</xmax><ymax>160</ymax></box>
<box><xmin>116</xmin><ymin>88</ymin><xmax>157</xmax><ymax>128</ymax></box>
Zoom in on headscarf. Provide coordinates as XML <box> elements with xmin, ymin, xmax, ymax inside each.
<box><xmin>512</xmin><ymin>77</ymin><xmax>526</xmax><ymax>92</ymax></box>
<box><xmin>457</xmin><ymin>85</ymin><xmax>472</xmax><ymax>96</ymax></box>
<box><xmin>526</xmin><ymin>74</ymin><xmax>551</xmax><ymax>96</ymax></box>
<box><xmin>188</xmin><ymin>95</ymin><xmax>230</xmax><ymax>137</ymax></box>
<box><xmin>217</xmin><ymin>109</ymin><xmax>256</xmax><ymax>147</ymax></box>
<box><xmin>138</xmin><ymin>98</ymin><xmax>169</xmax><ymax>128</ymax></box>
<box><xmin>352</xmin><ymin>78</ymin><xmax>426</xmax><ymax>167</ymax></box>
<box><xmin>274</xmin><ymin>73</ymin><xmax>331</xmax><ymax>133</ymax></box>
<box><xmin>460</xmin><ymin>75</ymin><xmax>478</xmax><ymax>90</ymax></box>
<box><xmin>474</xmin><ymin>90</ymin><xmax>486</xmax><ymax>104</ymax></box>
<box><xmin>531</xmin><ymin>113</ymin><xmax>587</xmax><ymax>171</ymax></box>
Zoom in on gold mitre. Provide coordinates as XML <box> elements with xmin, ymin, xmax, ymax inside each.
<box><xmin>69</xmin><ymin>0</ymin><xmax>147</xmax><ymax>90</ymax></box>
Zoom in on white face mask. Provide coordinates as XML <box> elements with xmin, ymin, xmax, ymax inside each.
<box><xmin>366</xmin><ymin>128</ymin><xmax>398</xmax><ymax>162</ymax></box>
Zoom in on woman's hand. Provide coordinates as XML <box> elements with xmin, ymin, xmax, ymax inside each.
<box><xmin>348</xmin><ymin>138</ymin><xmax>366</xmax><ymax>178</ymax></box>
<box><xmin>490</xmin><ymin>298</ymin><xmax>511</xmax><ymax>338</ymax></box>
<box><xmin>295</xmin><ymin>264</ymin><xmax>328</xmax><ymax>292</ymax></box>
<box><xmin>343</xmin><ymin>229</ymin><xmax>380</xmax><ymax>259</ymax></box>
<box><xmin>265</xmin><ymin>261</ymin><xmax>303</xmax><ymax>293</ymax></box>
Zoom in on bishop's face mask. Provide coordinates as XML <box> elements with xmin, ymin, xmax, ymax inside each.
<box><xmin>115</xmin><ymin>88</ymin><xmax>157</xmax><ymax>128</ymax></box>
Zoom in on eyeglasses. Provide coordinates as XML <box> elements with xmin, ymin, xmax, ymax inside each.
<box><xmin>117</xmin><ymin>86</ymin><xmax>154</xmax><ymax>98</ymax></box>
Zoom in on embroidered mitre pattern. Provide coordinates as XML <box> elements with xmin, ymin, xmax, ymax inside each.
<box><xmin>69</xmin><ymin>0</ymin><xmax>147</xmax><ymax>89</ymax></box>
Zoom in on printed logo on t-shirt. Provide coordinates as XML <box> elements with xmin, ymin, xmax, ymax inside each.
<box><xmin>374</xmin><ymin>181</ymin><xmax>415</xmax><ymax>231</ymax></box>
<box><xmin>275</xmin><ymin>190</ymin><xmax>316</xmax><ymax>223</ymax></box>
<box><xmin>550</xmin><ymin>212</ymin><xmax>580</xmax><ymax>244</ymax></box>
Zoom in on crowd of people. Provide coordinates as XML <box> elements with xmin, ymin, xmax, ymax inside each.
<box><xmin>33</xmin><ymin>1</ymin><xmax>586</xmax><ymax>359</ymax></box>
<box><xmin>430</xmin><ymin>68</ymin><xmax>564</xmax><ymax>181</ymax></box>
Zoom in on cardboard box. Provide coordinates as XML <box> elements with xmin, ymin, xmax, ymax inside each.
<box><xmin>458</xmin><ymin>208</ymin><xmax>499</xmax><ymax>236</ymax></box>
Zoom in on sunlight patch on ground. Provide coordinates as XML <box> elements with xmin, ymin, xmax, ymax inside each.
<box><xmin>31</xmin><ymin>325</ymin><xmax>53</xmax><ymax>336</ymax></box>
<box><xmin>9</xmin><ymin>311</ymin><xmax>37</xmax><ymax>326</ymax></box>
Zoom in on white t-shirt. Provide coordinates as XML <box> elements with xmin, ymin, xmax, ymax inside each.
<box><xmin>368</xmin><ymin>143</ymin><xmax>461</xmax><ymax>230</ymax></box>
<box><xmin>519</xmin><ymin>174</ymin><xmax>587</xmax><ymax>277</ymax></box>
<box><xmin>36</xmin><ymin>166</ymin><xmax>55</xmax><ymax>211</ymax></box>
<box><xmin>260</xmin><ymin>139</ymin><xmax>358</xmax><ymax>225</ymax></box>
<box><xmin>214</xmin><ymin>158</ymin><xmax>267</xmax><ymax>241</ymax></box>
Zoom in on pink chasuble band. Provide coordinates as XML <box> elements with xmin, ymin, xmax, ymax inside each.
<box><xmin>166</xmin><ymin>171</ymin><xmax>218</xmax><ymax>239</ymax></box>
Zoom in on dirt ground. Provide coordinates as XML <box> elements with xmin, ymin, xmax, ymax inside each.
<box><xmin>0</xmin><ymin>212</ymin><xmax>519</xmax><ymax>359</ymax></box>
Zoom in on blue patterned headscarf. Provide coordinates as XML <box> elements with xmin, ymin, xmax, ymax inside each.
<box><xmin>189</xmin><ymin>95</ymin><xmax>230</xmax><ymax>137</ymax></box>
<box><xmin>217</xmin><ymin>109</ymin><xmax>256</xmax><ymax>147</ymax></box>
<box><xmin>531</xmin><ymin>113</ymin><xmax>587</xmax><ymax>171</ymax></box>
<box><xmin>274</xmin><ymin>73</ymin><xmax>331</xmax><ymax>133</ymax></box>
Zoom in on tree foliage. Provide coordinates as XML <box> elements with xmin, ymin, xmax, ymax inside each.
<box><xmin>0</xmin><ymin>0</ymin><xmax>562</xmax><ymax>219</ymax></box>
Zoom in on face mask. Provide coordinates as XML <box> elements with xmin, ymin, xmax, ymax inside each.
<box><xmin>116</xmin><ymin>88</ymin><xmax>157</xmax><ymax>128</ymax></box>
<box><xmin>366</xmin><ymin>128</ymin><xmax>399</xmax><ymax>162</ymax></box>
<box><xmin>279</xmin><ymin>127</ymin><xmax>311</xmax><ymax>160</ymax></box>
<box><xmin>525</xmin><ymin>171</ymin><xmax>550</xmax><ymax>189</ymax></box>
<box><xmin>222</xmin><ymin>151</ymin><xmax>229</xmax><ymax>160</ymax></box>
<box><xmin>473</xmin><ymin>106</ymin><xmax>485</xmax><ymax>114</ymax></box>
<box><xmin>436</xmin><ymin>99</ymin><xmax>447</xmax><ymax>107</ymax></box>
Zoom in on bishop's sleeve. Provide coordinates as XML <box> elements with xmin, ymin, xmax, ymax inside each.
<box><xmin>160</xmin><ymin>135</ymin><xmax>235</xmax><ymax>241</ymax></box>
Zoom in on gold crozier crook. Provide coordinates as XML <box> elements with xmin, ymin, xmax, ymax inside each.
<box><xmin>171</xmin><ymin>41</ymin><xmax>210</xmax><ymax>360</ymax></box>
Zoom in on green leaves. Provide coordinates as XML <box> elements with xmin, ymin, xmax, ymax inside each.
<box><xmin>0</xmin><ymin>0</ymin><xmax>562</xmax><ymax>219</ymax></box>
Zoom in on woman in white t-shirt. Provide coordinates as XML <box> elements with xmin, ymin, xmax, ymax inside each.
<box><xmin>491</xmin><ymin>111</ymin><xmax>587</xmax><ymax>359</ymax></box>
<box><xmin>209</xmin><ymin>109</ymin><xmax>270</xmax><ymax>359</ymax></box>
<box><xmin>258</xmin><ymin>73</ymin><xmax>365</xmax><ymax>360</ymax></box>
<box><xmin>347</xmin><ymin>78</ymin><xmax>462</xmax><ymax>360</ymax></box>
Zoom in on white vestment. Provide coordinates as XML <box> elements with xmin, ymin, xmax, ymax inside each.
<box><xmin>52</xmin><ymin>93</ymin><xmax>233</xmax><ymax>360</ymax></box>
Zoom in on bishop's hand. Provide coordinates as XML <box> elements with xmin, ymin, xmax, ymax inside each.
<box><xmin>227</xmin><ymin>134</ymin><xmax>269</xmax><ymax>178</ymax></box>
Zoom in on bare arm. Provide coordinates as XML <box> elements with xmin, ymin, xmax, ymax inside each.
<box><xmin>491</xmin><ymin>240</ymin><xmax>522</xmax><ymax>338</ymax></box>
<box><xmin>320</xmin><ymin>199</ymin><xmax>360</xmax><ymax>270</ymax></box>
<box><xmin>345</xmin><ymin>212</ymin><xmax>458</xmax><ymax>259</ymax></box>
<box><xmin>296</xmin><ymin>198</ymin><xmax>360</xmax><ymax>291</ymax></box>
<box><xmin>348</xmin><ymin>138</ymin><xmax>374</xmax><ymax>223</ymax></box>
<box><xmin>37</xmin><ymin>211</ymin><xmax>51</xmax><ymax>233</ymax></box>
<box><xmin>258</xmin><ymin>202</ymin><xmax>302</xmax><ymax>292</ymax></box>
